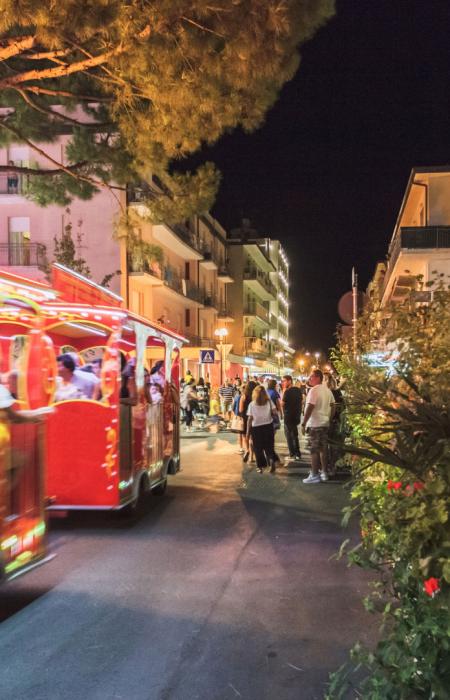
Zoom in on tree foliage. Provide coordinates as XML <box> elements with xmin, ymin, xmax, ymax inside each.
<box><xmin>53</xmin><ymin>213</ymin><xmax>91</xmax><ymax>278</ymax></box>
<box><xmin>327</xmin><ymin>280</ymin><xmax>450</xmax><ymax>698</ymax></box>
<box><xmin>0</xmin><ymin>0</ymin><xmax>334</xmax><ymax>219</ymax></box>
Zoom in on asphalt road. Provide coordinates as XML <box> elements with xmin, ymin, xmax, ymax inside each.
<box><xmin>0</xmin><ymin>432</ymin><xmax>374</xmax><ymax>700</ymax></box>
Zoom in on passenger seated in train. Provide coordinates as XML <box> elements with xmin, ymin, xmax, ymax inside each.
<box><xmin>120</xmin><ymin>355</ymin><xmax>137</xmax><ymax>405</ymax></box>
<box><xmin>55</xmin><ymin>354</ymin><xmax>83</xmax><ymax>401</ymax></box>
<box><xmin>67</xmin><ymin>352</ymin><xmax>100</xmax><ymax>400</ymax></box>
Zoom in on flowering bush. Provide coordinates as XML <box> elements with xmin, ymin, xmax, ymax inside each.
<box><xmin>327</xmin><ymin>281</ymin><xmax>450</xmax><ymax>699</ymax></box>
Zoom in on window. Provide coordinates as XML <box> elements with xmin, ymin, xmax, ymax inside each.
<box><xmin>8</xmin><ymin>217</ymin><xmax>31</xmax><ymax>265</ymax></box>
<box><xmin>185</xmin><ymin>308</ymin><xmax>191</xmax><ymax>327</ymax></box>
<box><xmin>185</xmin><ymin>262</ymin><xmax>190</xmax><ymax>280</ymax></box>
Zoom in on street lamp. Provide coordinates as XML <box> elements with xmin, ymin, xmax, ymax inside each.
<box><xmin>214</xmin><ymin>327</ymin><xmax>228</xmax><ymax>385</ymax></box>
<box><xmin>314</xmin><ymin>351</ymin><xmax>320</xmax><ymax>367</ymax></box>
<box><xmin>298</xmin><ymin>358</ymin><xmax>305</xmax><ymax>376</ymax></box>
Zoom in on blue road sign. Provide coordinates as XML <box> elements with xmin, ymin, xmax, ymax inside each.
<box><xmin>200</xmin><ymin>349</ymin><xmax>215</xmax><ymax>364</ymax></box>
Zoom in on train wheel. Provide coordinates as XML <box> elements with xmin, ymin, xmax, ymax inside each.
<box><xmin>152</xmin><ymin>478</ymin><xmax>167</xmax><ymax>496</ymax></box>
<box><xmin>123</xmin><ymin>476</ymin><xmax>149</xmax><ymax>519</ymax></box>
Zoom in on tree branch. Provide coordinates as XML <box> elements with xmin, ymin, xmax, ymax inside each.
<box><xmin>13</xmin><ymin>87</ymin><xmax>92</xmax><ymax>127</ymax></box>
<box><xmin>0</xmin><ymin>121</ymin><xmax>126</xmax><ymax>211</ymax></box>
<box><xmin>0</xmin><ymin>162</ymin><xmax>88</xmax><ymax>176</ymax></box>
<box><xmin>0</xmin><ymin>35</ymin><xmax>35</xmax><ymax>61</ymax></box>
<box><xmin>0</xmin><ymin>24</ymin><xmax>151</xmax><ymax>89</ymax></box>
<box><xmin>23</xmin><ymin>48</ymin><xmax>72</xmax><ymax>61</ymax></box>
<box><xmin>23</xmin><ymin>85</ymin><xmax>112</xmax><ymax>101</ymax></box>
<box><xmin>0</xmin><ymin>48</ymin><xmax>119</xmax><ymax>87</ymax></box>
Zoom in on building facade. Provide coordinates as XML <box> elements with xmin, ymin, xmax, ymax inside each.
<box><xmin>0</xmin><ymin>141</ymin><xmax>233</xmax><ymax>384</ymax></box>
<box><xmin>0</xmin><ymin>140</ymin><xmax>122</xmax><ymax>291</ymax></box>
<box><xmin>124</xmin><ymin>189</ymin><xmax>234</xmax><ymax>382</ymax></box>
<box><xmin>226</xmin><ymin>220</ymin><xmax>293</xmax><ymax>378</ymax></box>
<box><xmin>378</xmin><ymin>167</ymin><xmax>450</xmax><ymax>306</ymax></box>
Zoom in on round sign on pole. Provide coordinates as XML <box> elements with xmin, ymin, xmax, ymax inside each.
<box><xmin>338</xmin><ymin>291</ymin><xmax>366</xmax><ymax>325</ymax></box>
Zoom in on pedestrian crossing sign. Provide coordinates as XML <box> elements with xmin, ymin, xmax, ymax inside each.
<box><xmin>200</xmin><ymin>350</ymin><xmax>215</xmax><ymax>364</ymax></box>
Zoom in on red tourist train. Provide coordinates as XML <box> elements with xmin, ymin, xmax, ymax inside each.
<box><xmin>0</xmin><ymin>265</ymin><xmax>185</xmax><ymax>550</ymax></box>
<box><xmin>0</xmin><ymin>273</ymin><xmax>52</xmax><ymax>580</ymax></box>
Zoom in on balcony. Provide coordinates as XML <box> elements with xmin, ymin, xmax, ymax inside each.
<box><xmin>127</xmin><ymin>256</ymin><xmax>203</xmax><ymax>305</ymax></box>
<box><xmin>243</xmin><ymin>268</ymin><xmax>277</xmax><ymax>300</ymax></box>
<box><xmin>183</xmin><ymin>334</ymin><xmax>216</xmax><ymax>348</ymax></box>
<box><xmin>199</xmin><ymin>245</ymin><xmax>218</xmax><ymax>271</ymax></box>
<box><xmin>201</xmin><ymin>289</ymin><xmax>219</xmax><ymax>310</ymax></box>
<box><xmin>217</xmin><ymin>306</ymin><xmax>234</xmax><ymax>322</ymax></box>
<box><xmin>217</xmin><ymin>265</ymin><xmax>234</xmax><ymax>283</ymax></box>
<box><xmin>242</xmin><ymin>240</ymin><xmax>276</xmax><ymax>272</ymax></box>
<box><xmin>0</xmin><ymin>173</ymin><xmax>29</xmax><ymax>196</ymax></box>
<box><xmin>387</xmin><ymin>225</ymin><xmax>450</xmax><ymax>277</ymax></box>
<box><xmin>243</xmin><ymin>336</ymin><xmax>270</xmax><ymax>357</ymax></box>
<box><xmin>0</xmin><ymin>243</ymin><xmax>46</xmax><ymax>268</ymax></box>
<box><xmin>384</xmin><ymin>226</ymin><xmax>450</xmax><ymax>296</ymax></box>
<box><xmin>152</xmin><ymin>223</ymin><xmax>203</xmax><ymax>262</ymax></box>
<box><xmin>244</xmin><ymin>301</ymin><xmax>270</xmax><ymax>325</ymax></box>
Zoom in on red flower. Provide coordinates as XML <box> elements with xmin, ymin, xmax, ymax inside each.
<box><xmin>413</xmin><ymin>481</ymin><xmax>425</xmax><ymax>491</ymax></box>
<box><xmin>423</xmin><ymin>577</ymin><xmax>440</xmax><ymax>597</ymax></box>
<box><xmin>387</xmin><ymin>480</ymin><xmax>402</xmax><ymax>492</ymax></box>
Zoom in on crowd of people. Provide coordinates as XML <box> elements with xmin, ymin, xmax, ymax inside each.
<box><xmin>179</xmin><ymin>368</ymin><xmax>345</xmax><ymax>482</ymax></box>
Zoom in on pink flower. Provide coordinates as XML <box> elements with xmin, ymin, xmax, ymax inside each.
<box><xmin>423</xmin><ymin>577</ymin><xmax>440</xmax><ymax>597</ymax></box>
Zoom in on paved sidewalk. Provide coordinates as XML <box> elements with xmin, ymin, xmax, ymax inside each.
<box><xmin>0</xmin><ymin>429</ymin><xmax>373</xmax><ymax>700</ymax></box>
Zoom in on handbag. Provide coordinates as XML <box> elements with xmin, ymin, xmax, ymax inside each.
<box><xmin>230</xmin><ymin>414</ymin><xmax>244</xmax><ymax>432</ymax></box>
<box><xmin>272</xmin><ymin>410</ymin><xmax>281</xmax><ymax>430</ymax></box>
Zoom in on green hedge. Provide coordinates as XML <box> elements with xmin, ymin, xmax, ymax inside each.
<box><xmin>327</xmin><ymin>280</ymin><xmax>450</xmax><ymax>699</ymax></box>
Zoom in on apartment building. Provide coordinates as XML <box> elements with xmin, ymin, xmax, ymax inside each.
<box><xmin>0</xmin><ymin>141</ymin><xmax>233</xmax><ymax>383</ymax></box>
<box><xmin>0</xmin><ymin>141</ymin><xmax>122</xmax><ymax>291</ymax></box>
<box><xmin>226</xmin><ymin>220</ymin><xmax>293</xmax><ymax>378</ymax></box>
<box><xmin>378</xmin><ymin>166</ymin><xmax>450</xmax><ymax>306</ymax></box>
<box><xmin>125</xmin><ymin>187</ymin><xmax>233</xmax><ymax>381</ymax></box>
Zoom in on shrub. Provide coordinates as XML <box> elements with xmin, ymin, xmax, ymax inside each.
<box><xmin>327</xmin><ymin>280</ymin><xmax>450</xmax><ymax>699</ymax></box>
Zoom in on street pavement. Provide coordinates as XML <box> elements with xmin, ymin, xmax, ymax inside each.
<box><xmin>0</xmin><ymin>430</ymin><xmax>374</xmax><ymax>700</ymax></box>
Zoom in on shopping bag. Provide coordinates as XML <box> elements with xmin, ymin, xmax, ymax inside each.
<box><xmin>230</xmin><ymin>414</ymin><xmax>244</xmax><ymax>432</ymax></box>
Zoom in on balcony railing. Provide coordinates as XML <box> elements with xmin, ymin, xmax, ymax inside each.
<box><xmin>201</xmin><ymin>289</ymin><xmax>218</xmax><ymax>309</ymax></box>
<box><xmin>0</xmin><ymin>174</ymin><xmax>29</xmax><ymax>195</ymax></box>
<box><xmin>218</xmin><ymin>264</ymin><xmax>232</xmax><ymax>277</ymax></box>
<box><xmin>243</xmin><ymin>336</ymin><xmax>269</xmax><ymax>356</ymax></box>
<box><xmin>126</xmin><ymin>185</ymin><xmax>203</xmax><ymax>254</ymax></box>
<box><xmin>243</xmin><ymin>267</ymin><xmax>277</xmax><ymax>297</ymax></box>
<box><xmin>0</xmin><ymin>243</ymin><xmax>46</xmax><ymax>267</ymax></box>
<box><xmin>183</xmin><ymin>334</ymin><xmax>216</xmax><ymax>347</ymax></box>
<box><xmin>127</xmin><ymin>256</ymin><xmax>204</xmax><ymax>303</ymax></box>
<box><xmin>244</xmin><ymin>301</ymin><xmax>270</xmax><ymax>323</ymax></box>
<box><xmin>385</xmin><ymin>226</ymin><xmax>450</xmax><ymax>291</ymax></box>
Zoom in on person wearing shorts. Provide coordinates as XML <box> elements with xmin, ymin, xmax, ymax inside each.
<box><xmin>219</xmin><ymin>380</ymin><xmax>234</xmax><ymax>422</ymax></box>
<box><xmin>301</xmin><ymin>369</ymin><xmax>335</xmax><ymax>484</ymax></box>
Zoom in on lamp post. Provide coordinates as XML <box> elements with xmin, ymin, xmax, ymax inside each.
<box><xmin>314</xmin><ymin>351</ymin><xmax>320</xmax><ymax>367</ymax></box>
<box><xmin>214</xmin><ymin>327</ymin><xmax>228</xmax><ymax>385</ymax></box>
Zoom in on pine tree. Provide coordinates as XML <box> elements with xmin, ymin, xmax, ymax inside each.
<box><xmin>0</xmin><ymin>1</ymin><xmax>334</xmax><ymax>219</ymax></box>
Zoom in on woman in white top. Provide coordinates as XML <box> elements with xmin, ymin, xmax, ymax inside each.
<box><xmin>246</xmin><ymin>385</ymin><xmax>278</xmax><ymax>473</ymax></box>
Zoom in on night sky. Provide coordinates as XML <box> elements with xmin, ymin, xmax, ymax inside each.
<box><xmin>192</xmin><ymin>0</ymin><xmax>450</xmax><ymax>352</ymax></box>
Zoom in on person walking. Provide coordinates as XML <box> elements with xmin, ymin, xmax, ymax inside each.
<box><xmin>180</xmin><ymin>379</ymin><xmax>197</xmax><ymax>432</ymax></box>
<box><xmin>219</xmin><ymin>379</ymin><xmax>234</xmax><ymax>424</ymax></box>
<box><xmin>246</xmin><ymin>385</ymin><xmax>278</xmax><ymax>473</ymax></box>
<box><xmin>239</xmin><ymin>380</ymin><xmax>257</xmax><ymax>462</ymax></box>
<box><xmin>323</xmin><ymin>372</ymin><xmax>344</xmax><ymax>474</ymax></box>
<box><xmin>267</xmin><ymin>378</ymin><xmax>282</xmax><ymax>464</ymax></box>
<box><xmin>281</xmin><ymin>375</ymin><xmax>302</xmax><ymax>464</ymax></box>
<box><xmin>301</xmin><ymin>369</ymin><xmax>335</xmax><ymax>483</ymax></box>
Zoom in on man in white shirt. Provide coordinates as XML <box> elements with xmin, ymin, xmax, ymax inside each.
<box><xmin>301</xmin><ymin>369</ymin><xmax>335</xmax><ymax>484</ymax></box>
